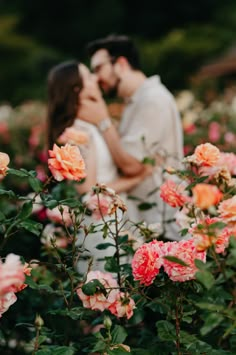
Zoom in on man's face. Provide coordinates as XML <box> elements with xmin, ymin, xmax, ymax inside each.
<box><xmin>91</xmin><ymin>49</ymin><xmax>120</xmax><ymax>97</ymax></box>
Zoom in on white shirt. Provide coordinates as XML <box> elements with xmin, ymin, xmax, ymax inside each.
<box><xmin>119</xmin><ymin>76</ymin><xmax>184</xmax><ymax>240</ymax></box>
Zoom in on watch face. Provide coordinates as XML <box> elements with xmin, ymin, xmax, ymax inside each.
<box><xmin>98</xmin><ymin>118</ymin><xmax>112</xmax><ymax>132</ymax></box>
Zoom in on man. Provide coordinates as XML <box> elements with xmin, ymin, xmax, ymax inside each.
<box><xmin>78</xmin><ymin>35</ymin><xmax>184</xmax><ymax>240</ymax></box>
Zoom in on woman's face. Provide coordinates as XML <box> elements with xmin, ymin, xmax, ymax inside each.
<box><xmin>79</xmin><ymin>63</ymin><xmax>101</xmax><ymax>100</ymax></box>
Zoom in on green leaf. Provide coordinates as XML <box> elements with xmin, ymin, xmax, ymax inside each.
<box><xmin>111</xmin><ymin>325</ymin><xmax>128</xmax><ymax>344</ymax></box>
<box><xmin>194</xmin><ymin>302</ymin><xmax>225</xmax><ymax>312</ymax></box>
<box><xmin>7</xmin><ymin>168</ymin><xmax>29</xmax><ymax>177</ymax></box>
<box><xmin>36</xmin><ymin>346</ymin><xmax>75</xmax><ymax>355</ymax></box>
<box><xmin>200</xmin><ymin>313</ymin><xmax>224</xmax><ymax>336</ymax></box>
<box><xmin>0</xmin><ymin>189</ymin><xmax>16</xmax><ymax>198</ymax></box>
<box><xmin>82</xmin><ymin>279</ymin><xmax>106</xmax><ymax>296</ymax></box>
<box><xmin>43</xmin><ymin>200</ymin><xmax>59</xmax><ymax>209</ymax></box>
<box><xmin>18</xmin><ymin>201</ymin><xmax>33</xmax><ymax>219</ymax></box>
<box><xmin>195</xmin><ymin>270</ymin><xmax>215</xmax><ymax>289</ymax></box>
<box><xmin>0</xmin><ymin>211</ymin><xmax>6</xmax><ymax>221</ymax></box>
<box><xmin>142</xmin><ymin>157</ymin><xmax>156</xmax><ymax>166</ymax></box>
<box><xmin>156</xmin><ymin>320</ymin><xmax>176</xmax><ymax>341</ymax></box>
<box><xmin>164</xmin><ymin>255</ymin><xmax>189</xmax><ymax>266</ymax></box>
<box><xmin>19</xmin><ymin>220</ymin><xmax>43</xmax><ymax>236</ymax></box>
<box><xmin>138</xmin><ymin>202</ymin><xmax>157</xmax><ymax>211</ymax></box>
<box><xmin>29</xmin><ymin>176</ymin><xmax>43</xmax><ymax>192</ymax></box>
<box><xmin>48</xmin><ymin>307</ymin><xmax>93</xmax><ymax>320</ymax></box>
<box><xmin>194</xmin><ymin>259</ymin><xmax>208</xmax><ymax>270</ymax></box>
<box><xmin>96</xmin><ymin>242</ymin><xmax>115</xmax><ymax>250</ymax></box>
<box><xmin>104</xmin><ymin>256</ymin><xmax>119</xmax><ymax>273</ymax></box>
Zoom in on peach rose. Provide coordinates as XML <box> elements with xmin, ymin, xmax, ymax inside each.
<box><xmin>192</xmin><ymin>183</ymin><xmax>223</xmax><ymax>209</ymax></box>
<box><xmin>185</xmin><ymin>143</ymin><xmax>220</xmax><ymax>167</ymax></box>
<box><xmin>132</xmin><ymin>240</ymin><xmax>164</xmax><ymax>286</ymax></box>
<box><xmin>0</xmin><ymin>254</ymin><xmax>25</xmax><ymax>296</ymax></box>
<box><xmin>58</xmin><ymin>127</ymin><xmax>89</xmax><ymax>146</ymax></box>
<box><xmin>48</xmin><ymin>143</ymin><xmax>86</xmax><ymax>181</ymax></box>
<box><xmin>218</xmin><ymin>196</ymin><xmax>236</xmax><ymax>222</ymax></box>
<box><xmin>109</xmin><ymin>292</ymin><xmax>136</xmax><ymax>320</ymax></box>
<box><xmin>0</xmin><ymin>152</ymin><xmax>10</xmax><ymax>179</ymax></box>
<box><xmin>162</xmin><ymin>239</ymin><xmax>206</xmax><ymax>282</ymax></box>
<box><xmin>0</xmin><ymin>292</ymin><xmax>17</xmax><ymax>317</ymax></box>
<box><xmin>77</xmin><ymin>271</ymin><xmax>119</xmax><ymax>312</ymax></box>
<box><xmin>160</xmin><ymin>180</ymin><xmax>189</xmax><ymax>208</ymax></box>
<box><xmin>194</xmin><ymin>143</ymin><xmax>220</xmax><ymax>166</ymax></box>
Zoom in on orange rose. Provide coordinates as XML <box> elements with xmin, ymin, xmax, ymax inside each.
<box><xmin>194</xmin><ymin>143</ymin><xmax>220</xmax><ymax>166</ymax></box>
<box><xmin>192</xmin><ymin>183</ymin><xmax>222</xmax><ymax>209</ymax></box>
<box><xmin>48</xmin><ymin>144</ymin><xmax>86</xmax><ymax>182</ymax></box>
<box><xmin>0</xmin><ymin>152</ymin><xmax>10</xmax><ymax>179</ymax></box>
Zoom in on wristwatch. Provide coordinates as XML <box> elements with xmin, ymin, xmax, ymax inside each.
<box><xmin>97</xmin><ymin>118</ymin><xmax>112</xmax><ymax>133</ymax></box>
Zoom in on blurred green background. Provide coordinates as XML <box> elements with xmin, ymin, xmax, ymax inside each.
<box><xmin>0</xmin><ymin>0</ymin><xmax>236</xmax><ymax>104</ymax></box>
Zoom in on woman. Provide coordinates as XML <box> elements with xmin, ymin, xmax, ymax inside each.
<box><xmin>47</xmin><ymin>60</ymin><xmax>150</xmax><ymax>273</ymax></box>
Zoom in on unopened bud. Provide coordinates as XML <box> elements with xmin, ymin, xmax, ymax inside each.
<box><xmin>35</xmin><ymin>314</ymin><xmax>44</xmax><ymax>329</ymax></box>
<box><xmin>103</xmin><ymin>315</ymin><xmax>112</xmax><ymax>330</ymax></box>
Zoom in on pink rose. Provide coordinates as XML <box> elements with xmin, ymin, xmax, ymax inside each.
<box><xmin>109</xmin><ymin>292</ymin><xmax>136</xmax><ymax>320</ymax></box>
<box><xmin>162</xmin><ymin>239</ymin><xmax>206</xmax><ymax>282</ymax></box>
<box><xmin>86</xmin><ymin>193</ymin><xmax>111</xmax><ymax>220</ymax></box>
<box><xmin>0</xmin><ymin>254</ymin><xmax>25</xmax><ymax>296</ymax></box>
<box><xmin>0</xmin><ymin>292</ymin><xmax>17</xmax><ymax>317</ymax></box>
<box><xmin>208</xmin><ymin>122</ymin><xmax>221</xmax><ymax>143</ymax></box>
<box><xmin>132</xmin><ymin>240</ymin><xmax>164</xmax><ymax>286</ymax></box>
<box><xmin>77</xmin><ymin>271</ymin><xmax>119</xmax><ymax>312</ymax></box>
<box><xmin>48</xmin><ymin>144</ymin><xmax>86</xmax><ymax>181</ymax></box>
<box><xmin>160</xmin><ymin>180</ymin><xmax>189</xmax><ymax>208</ymax></box>
<box><xmin>46</xmin><ymin>205</ymin><xmax>73</xmax><ymax>226</ymax></box>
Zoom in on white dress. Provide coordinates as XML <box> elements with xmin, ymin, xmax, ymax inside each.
<box><xmin>73</xmin><ymin>119</ymin><xmax>127</xmax><ymax>274</ymax></box>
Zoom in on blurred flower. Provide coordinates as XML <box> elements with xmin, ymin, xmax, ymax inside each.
<box><xmin>46</xmin><ymin>205</ymin><xmax>73</xmax><ymax>227</ymax></box>
<box><xmin>109</xmin><ymin>292</ymin><xmax>136</xmax><ymax>319</ymax></box>
<box><xmin>190</xmin><ymin>217</ymin><xmax>231</xmax><ymax>254</ymax></box>
<box><xmin>48</xmin><ymin>143</ymin><xmax>86</xmax><ymax>182</ymax></box>
<box><xmin>85</xmin><ymin>184</ymin><xmax>127</xmax><ymax>220</ymax></box>
<box><xmin>0</xmin><ymin>254</ymin><xmax>25</xmax><ymax>296</ymax></box>
<box><xmin>77</xmin><ymin>271</ymin><xmax>119</xmax><ymax>312</ymax></box>
<box><xmin>41</xmin><ymin>224</ymin><xmax>70</xmax><ymax>248</ymax></box>
<box><xmin>58</xmin><ymin>127</ymin><xmax>89</xmax><ymax>146</ymax></box>
<box><xmin>208</xmin><ymin>122</ymin><xmax>221</xmax><ymax>142</ymax></box>
<box><xmin>218</xmin><ymin>196</ymin><xmax>236</xmax><ymax>223</ymax></box>
<box><xmin>0</xmin><ymin>292</ymin><xmax>17</xmax><ymax>318</ymax></box>
<box><xmin>0</xmin><ymin>152</ymin><xmax>10</xmax><ymax>179</ymax></box>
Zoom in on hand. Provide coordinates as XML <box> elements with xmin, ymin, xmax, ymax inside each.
<box><xmin>78</xmin><ymin>97</ymin><xmax>110</xmax><ymax>126</ymax></box>
<box><xmin>80</xmin><ymin>81</ymin><xmax>102</xmax><ymax>102</ymax></box>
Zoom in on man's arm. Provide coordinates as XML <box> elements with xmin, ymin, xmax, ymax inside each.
<box><xmin>78</xmin><ymin>97</ymin><xmax>144</xmax><ymax>176</ymax></box>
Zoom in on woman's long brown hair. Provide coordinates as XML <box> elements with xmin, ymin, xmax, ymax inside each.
<box><xmin>47</xmin><ymin>60</ymin><xmax>82</xmax><ymax>150</ymax></box>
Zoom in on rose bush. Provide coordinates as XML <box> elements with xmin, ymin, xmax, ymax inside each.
<box><xmin>0</xmin><ymin>140</ymin><xmax>235</xmax><ymax>355</ymax></box>
<box><xmin>0</xmin><ymin>97</ymin><xmax>236</xmax><ymax>354</ymax></box>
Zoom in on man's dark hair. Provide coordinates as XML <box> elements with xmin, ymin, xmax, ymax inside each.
<box><xmin>86</xmin><ymin>34</ymin><xmax>141</xmax><ymax>70</ymax></box>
